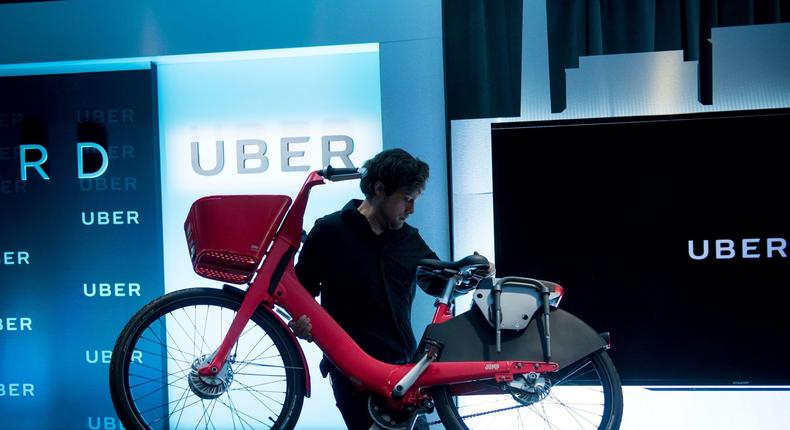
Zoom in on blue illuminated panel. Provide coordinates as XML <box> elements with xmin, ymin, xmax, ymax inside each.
<box><xmin>0</xmin><ymin>69</ymin><xmax>164</xmax><ymax>429</ymax></box>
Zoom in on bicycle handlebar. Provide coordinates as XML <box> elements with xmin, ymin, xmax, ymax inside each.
<box><xmin>317</xmin><ymin>165</ymin><xmax>366</xmax><ymax>181</ymax></box>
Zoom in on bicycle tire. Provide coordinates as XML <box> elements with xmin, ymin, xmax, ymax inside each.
<box><xmin>109</xmin><ymin>287</ymin><xmax>305</xmax><ymax>430</ymax></box>
<box><xmin>433</xmin><ymin>350</ymin><xmax>623</xmax><ymax>430</ymax></box>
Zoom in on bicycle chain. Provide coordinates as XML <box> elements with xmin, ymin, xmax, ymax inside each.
<box><xmin>426</xmin><ymin>403</ymin><xmax>527</xmax><ymax>426</ymax></box>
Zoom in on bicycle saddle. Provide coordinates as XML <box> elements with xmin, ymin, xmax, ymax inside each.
<box><xmin>417</xmin><ymin>254</ymin><xmax>489</xmax><ymax>272</ymax></box>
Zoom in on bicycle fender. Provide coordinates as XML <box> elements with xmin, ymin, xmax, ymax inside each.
<box><xmin>418</xmin><ymin>308</ymin><xmax>606</xmax><ymax>369</ymax></box>
<box><xmin>222</xmin><ymin>284</ymin><xmax>312</xmax><ymax>397</ymax></box>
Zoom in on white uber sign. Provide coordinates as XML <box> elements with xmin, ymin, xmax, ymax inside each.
<box><xmin>156</xmin><ymin>44</ymin><xmax>383</xmax><ymax>430</ymax></box>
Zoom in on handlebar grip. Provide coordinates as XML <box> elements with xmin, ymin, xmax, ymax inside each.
<box><xmin>318</xmin><ymin>165</ymin><xmax>366</xmax><ymax>181</ymax></box>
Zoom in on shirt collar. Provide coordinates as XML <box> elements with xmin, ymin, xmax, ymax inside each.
<box><xmin>340</xmin><ymin>199</ymin><xmax>410</xmax><ymax>241</ymax></box>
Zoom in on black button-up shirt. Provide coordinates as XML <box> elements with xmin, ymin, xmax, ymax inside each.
<box><xmin>295</xmin><ymin>199</ymin><xmax>437</xmax><ymax>363</ymax></box>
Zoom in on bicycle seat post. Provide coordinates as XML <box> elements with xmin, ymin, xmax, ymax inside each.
<box><xmin>437</xmin><ymin>273</ymin><xmax>460</xmax><ymax>306</ymax></box>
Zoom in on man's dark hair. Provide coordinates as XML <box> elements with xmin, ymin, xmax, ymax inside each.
<box><xmin>360</xmin><ymin>148</ymin><xmax>429</xmax><ymax>198</ymax></box>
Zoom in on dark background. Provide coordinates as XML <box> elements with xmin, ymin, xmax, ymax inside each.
<box><xmin>442</xmin><ymin>0</ymin><xmax>790</xmax><ymax>118</ymax></box>
<box><xmin>492</xmin><ymin>108</ymin><xmax>790</xmax><ymax>385</ymax></box>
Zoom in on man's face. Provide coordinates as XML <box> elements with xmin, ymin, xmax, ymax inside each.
<box><xmin>376</xmin><ymin>186</ymin><xmax>421</xmax><ymax>231</ymax></box>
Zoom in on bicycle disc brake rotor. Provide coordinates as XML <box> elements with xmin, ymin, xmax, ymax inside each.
<box><xmin>187</xmin><ymin>352</ymin><xmax>235</xmax><ymax>400</ymax></box>
<box><xmin>367</xmin><ymin>394</ymin><xmax>415</xmax><ymax>430</ymax></box>
<box><xmin>507</xmin><ymin>372</ymin><xmax>552</xmax><ymax>406</ymax></box>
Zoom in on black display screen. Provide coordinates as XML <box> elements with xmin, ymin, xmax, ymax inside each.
<box><xmin>491</xmin><ymin>109</ymin><xmax>790</xmax><ymax>385</ymax></box>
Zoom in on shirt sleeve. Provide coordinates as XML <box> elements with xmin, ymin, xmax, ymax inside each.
<box><xmin>420</xmin><ymin>235</ymin><xmax>439</xmax><ymax>261</ymax></box>
<box><xmin>294</xmin><ymin>219</ymin><xmax>329</xmax><ymax>297</ymax></box>
<box><xmin>426</xmin><ymin>247</ymin><xmax>439</xmax><ymax>261</ymax></box>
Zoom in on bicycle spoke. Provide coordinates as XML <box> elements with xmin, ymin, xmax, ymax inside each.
<box><xmin>534</xmin><ymin>402</ymin><xmax>553</xmax><ymax>430</ymax></box>
<box><xmin>174</xmin><ymin>306</ymin><xmax>210</xmax><ymax>356</ymax></box>
<box><xmin>164</xmin><ymin>318</ymin><xmax>198</xmax><ymax>371</ymax></box>
<box><xmin>129</xmin><ymin>359</ymin><xmax>189</xmax><ymax>382</ymax></box>
<box><xmin>229</xmin><ymin>378</ymin><xmax>287</xmax><ymax>390</ymax></box>
<box><xmin>130</xmin><ymin>375</ymin><xmax>187</xmax><ymax>402</ymax></box>
<box><xmin>233</xmin><ymin>331</ymin><xmax>277</xmax><ymax>374</ymax></box>
<box><xmin>547</xmin><ymin>393</ymin><xmax>602</xmax><ymax>427</ymax></box>
<box><xmin>194</xmin><ymin>398</ymin><xmax>210</xmax><ymax>430</ymax></box>
<box><xmin>222</xmin><ymin>391</ymin><xmax>240</xmax><ymax>430</ymax></box>
<box><xmin>136</xmin><ymin>337</ymin><xmax>198</xmax><ymax>366</ymax></box>
<box><xmin>144</xmin><ymin>391</ymin><xmax>202</xmax><ymax>421</ymax></box>
<box><xmin>443</xmin><ymin>357</ymin><xmax>608</xmax><ymax>429</ymax></box>
<box><xmin>234</xmin><ymin>360</ymin><xmax>302</xmax><ymax>370</ymax></box>
<box><xmin>516</xmin><ymin>406</ymin><xmax>528</xmax><ymax>430</ymax></box>
<box><xmin>202</xmin><ymin>306</ymin><xmax>211</xmax><ymax>356</ymax></box>
<box><xmin>225</xmin><ymin>391</ymin><xmax>259</xmax><ymax>430</ymax></box>
<box><xmin>443</xmin><ymin>353</ymin><xmax>618</xmax><ymax>430</ymax></box>
<box><xmin>233</xmin><ymin>380</ymin><xmax>285</xmax><ymax>416</ymax></box>
<box><xmin>112</xmin><ymin>290</ymin><xmax>302</xmax><ymax>430</ymax></box>
<box><xmin>553</xmin><ymin>360</ymin><xmax>596</xmax><ymax>386</ymax></box>
<box><xmin>220</xmin><ymin>394</ymin><xmax>274</xmax><ymax>429</ymax></box>
<box><xmin>232</xmin><ymin>372</ymin><xmax>287</xmax><ymax>378</ymax></box>
<box><xmin>146</xmin><ymin>322</ymin><xmax>191</xmax><ymax>375</ymax></box>
<box><xmin>234</xmin><ymin>379</ymin><xmax>286</xmax><ymax>406</ymax></box>
<box><xmin>206</xmin><ymin>397</ymin><xmax>220</xmax><ymax>430</ymax></box>
<box><xmin>174</xmin><ymin>385</ymin><xmax>191</xmax><ymax>430</ymax></box>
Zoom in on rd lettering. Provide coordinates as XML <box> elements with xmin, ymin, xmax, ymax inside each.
<box><xmin>19</xmin><ymin>142</ymin><xmax>108</xmax><ymax>180</ymax></box>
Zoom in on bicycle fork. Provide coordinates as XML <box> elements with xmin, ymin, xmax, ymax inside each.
<box><xmin>196</xmin><ymin>239</ymin><xmax>295</xmax><ymax>377</ymax></box>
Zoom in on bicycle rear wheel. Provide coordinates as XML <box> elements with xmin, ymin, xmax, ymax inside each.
<box><xmin>109</xmin><ymin>287</ymin><xmax>305</xmax><ymax>430</ymax></box>
<box><xmin>434</xmin><ymin>350</ymin><xmax>623</xmax><ymax>430</ymax></box>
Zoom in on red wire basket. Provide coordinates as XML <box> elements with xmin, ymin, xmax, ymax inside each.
<box><xmin>184</xmin><ymin>195</ymin><xmax>292</xmax><ymax>284</ymax></box>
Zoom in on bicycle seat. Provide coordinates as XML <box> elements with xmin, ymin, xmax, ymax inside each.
<box><xmin>417</xmin><ymin>254</ymin><xmax>489</xmax><ymax>272</ymax></box>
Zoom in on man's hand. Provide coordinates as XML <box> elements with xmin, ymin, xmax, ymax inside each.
<box><xmin>473</xmin><ymin>251</ymin><xmax>496</xmax><ymax>276</ymax></box>
<box><xmin>288</xmin><ymin>314</ymin><xmax>313</xmax><ymax>342</ymax></box>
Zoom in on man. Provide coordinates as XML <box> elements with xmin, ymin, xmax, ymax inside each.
<box><xmin>292</xmin><ymin>148</ymin><xmax>438</xmax><ymax>430</ymax></box>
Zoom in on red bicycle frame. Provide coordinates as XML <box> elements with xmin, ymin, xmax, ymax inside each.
<box><xmin>196</xmin><ymin>171</ymin><xmax>559</xmax><ymax>406</ymax></box>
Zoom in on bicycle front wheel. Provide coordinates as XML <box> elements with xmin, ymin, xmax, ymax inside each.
<box><xmin>434</xmin><ymin>350</ymin><xmax>623</xmax><ymax>430</ymax></box>
<box><xmin>109</xmin><ymin>287</ymin><xmax>305</xmax><ymax>430</ymax></box>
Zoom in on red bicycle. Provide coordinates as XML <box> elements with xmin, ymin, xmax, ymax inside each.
<box><xmin>109</xmin><ymin>168</ymin><xmax>623</xmax><ymax>429</ymax></box>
